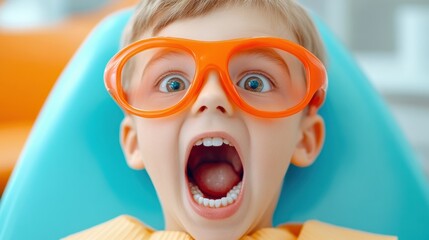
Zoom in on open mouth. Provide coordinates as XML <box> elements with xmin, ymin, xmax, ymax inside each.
<box><xmin>186</xmin><ymin>136</ymin><xmax>244</xmax><ymax>210</ymax></box>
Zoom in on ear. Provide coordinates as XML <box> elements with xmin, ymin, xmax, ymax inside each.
<box><xmin>120</xmin><ymin>116</ymin><xmax>145</xmax><ymax>170</ymax></box>
<box><xmin>291</xmin><ymin>113</ymin><xmax>325</xmax><ymax>167</ymax></box>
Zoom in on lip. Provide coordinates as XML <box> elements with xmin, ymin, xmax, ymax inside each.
<box><xmin>184</xmin><ymin>131</ymin><xmax>245</xmax><ymax>219</ymax></box>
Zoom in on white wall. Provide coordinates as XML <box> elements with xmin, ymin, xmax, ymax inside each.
<box><xmin>300</xmin><ymin>0</ymin><xmax>429</xmax><ymax>177</ymax></box>
<box><xmin>0</xmin><ymin>0</ymin><xmax>111</xmax><ymax>28</ymax></box>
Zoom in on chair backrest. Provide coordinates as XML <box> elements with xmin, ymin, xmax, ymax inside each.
<box><xmin>0</xmin><ymin>10</ymin><xmax>428</xmax><ymax>240</ymax></box>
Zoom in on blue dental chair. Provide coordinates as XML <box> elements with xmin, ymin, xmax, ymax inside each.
<box><xmin>0</xmin><ymin>10</ymin><xmax>428</xmax><ymax>239</ymax></box>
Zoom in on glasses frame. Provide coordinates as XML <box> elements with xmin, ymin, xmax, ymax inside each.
<box><xmin>105</xmin><ymin>37</ymin><xmax>327</xmax><ymax>118</ymax></box>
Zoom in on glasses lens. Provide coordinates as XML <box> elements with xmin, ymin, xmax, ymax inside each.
<box><xmin>120</xmin><ymin>47</ymin><xmax>196</xmax><ymax>111</ymax></box>
<box><xmin>228</xmin><ymin>47</ymin><xmax>307</xmax><ymax>112</ymax></box>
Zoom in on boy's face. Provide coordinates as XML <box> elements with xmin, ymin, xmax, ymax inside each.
<box><xmin>121</xmin><ymin>5</ymin><xmax>324</xmax><ymax>240</ymax></box>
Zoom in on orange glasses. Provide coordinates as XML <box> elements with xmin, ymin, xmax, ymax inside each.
<box><xmin>105</xmin><ymin>37</ymin><xmax>327</xmax><ymax>118</ymax></box>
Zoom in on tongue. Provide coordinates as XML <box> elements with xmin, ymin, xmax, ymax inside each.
<box><xmin>192</xmin><ymin>162</ymin><xmax>241</xmax><ymax>199</ymax></box>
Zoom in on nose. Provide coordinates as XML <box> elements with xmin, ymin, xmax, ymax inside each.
<box><xmin>190</xmin><ymin>71</ymin><xmax>234</xmax><ymax>116</ymax></box>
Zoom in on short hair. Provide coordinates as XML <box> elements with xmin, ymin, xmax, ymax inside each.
<box><xmin>121</xmin><ymin>0</ymin><xmax>326</xmax><ymax>64</ymax></box>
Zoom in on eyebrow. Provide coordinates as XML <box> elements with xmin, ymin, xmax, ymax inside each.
<box><xmin>143</xmin><ymin>49</ymin><xmax>188</xmax><ymax>74</ymax></box>
<box><xmin>239</xmin><ymin>48</ymin><xmax>292</xmax><ymax>77</ymax></box>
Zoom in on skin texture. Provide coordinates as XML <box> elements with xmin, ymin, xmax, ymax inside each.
<box><xmin>120</xmin><ymin>5</ymin><xmax>325</xmax><ymax>240</ymax></box>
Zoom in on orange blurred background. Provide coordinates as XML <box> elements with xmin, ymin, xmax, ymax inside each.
<box><xmin>0</xmin><ymin>0</ymin><xmax>138</xmax><ymax>194</ymax></box>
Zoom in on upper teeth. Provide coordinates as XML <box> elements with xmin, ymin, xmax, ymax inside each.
<box><xmin>195</xmin><ymin>137</ymin><xmax>232</xmax><ymax>147</ymax></box>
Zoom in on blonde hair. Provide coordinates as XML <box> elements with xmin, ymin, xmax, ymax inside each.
<box><xmin>121</xmin><ymin>0</ymin><xmax>326</xmax><ymax>64</ymax></box>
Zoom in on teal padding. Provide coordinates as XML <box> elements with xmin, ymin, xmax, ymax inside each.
<box><xmin>0</xmin><ymin>10</ymin><xmax>428</xmax><ymax>239</ymax></box>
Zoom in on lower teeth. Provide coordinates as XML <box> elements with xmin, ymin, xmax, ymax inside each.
<box><xmin>190</xmin><ymin>181</ymin><xmax>242</xmax><ymax>208</ymax></box>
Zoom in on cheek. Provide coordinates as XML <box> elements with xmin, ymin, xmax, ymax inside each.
<box><xmin>134</xmin><ymin>118</ymin><xmax>183</xmax><ymax>191</ymax></box>
<box><xmin>246</xmin><ymin>117</ymin><xmax>301</xmax><ymax>186</ymax></box>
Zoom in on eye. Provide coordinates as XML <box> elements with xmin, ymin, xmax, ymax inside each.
<box><xmin>237</xmin><ymin>73</ymin><xmax>272</xmax><ymax>92</ymax></box>
<box><xmin>159</xmin><ymin>74</ymin><xmax>190</xmax><ymax>93</ymax></box>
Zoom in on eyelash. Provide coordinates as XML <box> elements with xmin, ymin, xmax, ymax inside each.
<box><xmin>154</xmin><ymin>70</ymin><xmax>189</xmax><ymax>88</ymax></box>
<box><xmin>236</xmin><ymin>70</ymin><xmax>277</xmax><ymax>88</ymax></box>
<box><xmin>152</xmin><ymin>69</ymin><xmax>277</xmax><ymax>90</ymax></box>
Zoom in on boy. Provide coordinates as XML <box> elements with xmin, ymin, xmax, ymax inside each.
<box><xmin>65</xmin><ymin>0</ymin><xmax>396</xmax><ymax>239</ymax></box>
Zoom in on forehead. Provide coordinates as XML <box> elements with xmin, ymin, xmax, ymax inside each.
<box><xmin>142</xmin><ymin>5</ymin><xmax>298</xmax><ymax>43</ymax></box>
